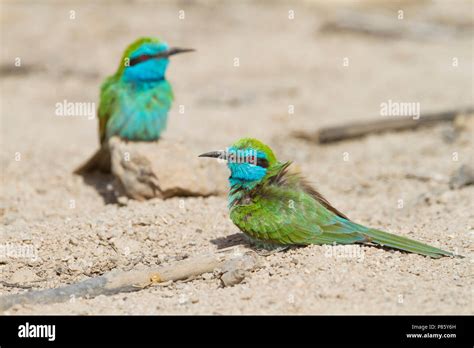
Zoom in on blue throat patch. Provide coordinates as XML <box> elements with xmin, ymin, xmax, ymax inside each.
<box><xmin>122</xmin><ymin>59</ymin><xmax>169</xmax><ymax>84</ymax></box>
<box><xmin>228</xmin><ymin>163</ymin><xmax>267</xmax><ymax>185</ymax></box>
<box><xmin>226</xmin><ymin>147</ymin><xmax>269</xmax><ymax>207</ymax></box>
<box><xmin>227</xmin><ymin>148</ymin><xmax>268</xmax><ymax>188</ymax></box>
<box><xmin>123</xmin><ymin>42</ymin><xmax>170</xmax><ymax>83</ymax></box>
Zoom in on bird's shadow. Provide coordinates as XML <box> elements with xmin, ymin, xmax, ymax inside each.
<box><xmin>210</xmin><ymin>233</ymin><xmax>251</xmax><ymax>250</ymax></box>
<box><xmin>80</xmin><ymin>172</ymin><xmax>120</xmax><ymax>204</ymax></box>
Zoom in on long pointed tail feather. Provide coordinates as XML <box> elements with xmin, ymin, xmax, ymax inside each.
<box><xmin>364</xmin><ymin>228</ymin><xmax>455</xmax><ymax>258</ymax></box>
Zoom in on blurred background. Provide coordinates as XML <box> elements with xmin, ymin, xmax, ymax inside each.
<box><xmin>0</xmin><ymin>0</ymin><xmax>473</xmax><ymax>314</ymax></box>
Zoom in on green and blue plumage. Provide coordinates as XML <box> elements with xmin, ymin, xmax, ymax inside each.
<box><xmin>99</xmin><ymin>38</ymin><xmax>174</xmax><ymax>143</ymax></box>
<box><xmin>76</xmin><ymin>37</ymin><xmax>193</xmax><ymax>173</ymax></box>
<box><xmin>200</xmin><ymin>138</ymin><xmax>456</xmax><ymax>258</ymax></box>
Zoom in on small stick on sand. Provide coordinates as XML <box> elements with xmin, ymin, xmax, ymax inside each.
<box><xmin>320</xmin><ymin>12</ymin><xmax>469</xmax><ymax>41</ymax></box>
<box><xmin>0</xmin><ymin>247</ymin><xmax>259</xmax><ymax>312</ymax></box>
<box><xmin>293</xmin><ymin>107</ymin><xmax>474</xmax><ymax>144</ymax></box>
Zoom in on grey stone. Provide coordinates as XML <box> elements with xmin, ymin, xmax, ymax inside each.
<box><xmin>108</xmin><ymin>137</ymin><xmax>227</xmax><ymax>200</ymax></box>
<box><xmin>449</xmin><ymin>164</ymin><xmax>474</xmax><ymax>189</ymax></box>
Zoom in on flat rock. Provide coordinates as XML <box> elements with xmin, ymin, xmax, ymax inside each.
<box><xmin>109</xmin><ymin>137</ymin><xmax>228</xmax><ymax>200</ymax></box>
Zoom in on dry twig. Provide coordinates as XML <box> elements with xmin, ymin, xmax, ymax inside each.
<box><xmin>0</xmin><ymin>247</ymin><xmax>259</xmax><ymax>312</ymax></box>
<box><xmin>294</xmin><ymin>108</ymin><xmax>473</xmax><ymax>144</ymax></box>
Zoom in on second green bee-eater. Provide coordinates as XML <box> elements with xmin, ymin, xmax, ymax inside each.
<box><xmin>75</xmin><ymin>37</ymin><xmax>193</xmax><ymax>173</ymax></box>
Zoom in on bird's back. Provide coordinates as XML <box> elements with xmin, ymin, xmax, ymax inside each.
<box><xmin>229</xmin><ymin>162</ymin><xmax>355</xmax><ymax>246</ymax></box>
<box><xmin>229</xmin><ymin>162</ymin><xmax>455</xmax><ymax>257</ymax></box>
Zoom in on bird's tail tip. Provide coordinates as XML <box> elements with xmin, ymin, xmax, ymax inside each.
<box><xmin>366</xmin><ymin>228</ymin><xmax>459</xmax><ymax>259</ymax></box>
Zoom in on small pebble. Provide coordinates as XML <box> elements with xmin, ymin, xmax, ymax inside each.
<box><xmin>220</xmin><ymin>269</ymin><xmax>245</xmax><ymax>287</ymax></box>
<box><xmin>449</xmin><ymin>164</ymin><xmax>474</xmax><ymax>189</ymax></box>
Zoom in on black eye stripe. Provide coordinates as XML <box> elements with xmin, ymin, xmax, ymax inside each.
<box><xmin>256</xmin><ymin>157</ymin><xmax>269</xmax><ymax>168</ymax></box>
<box><xmin>229</xmin><ymin>150</ymin><xmax>269</xmax><ymax>168</ymax></box>
<box><xmin>129</xmin><ymin>54</ymin><xmax>154</xmax><ymax>67</ymax></box>
<box><xmin>129</xmin><ymin>51</ymin><xmax>170</xmax><ymax>67</ymax></box>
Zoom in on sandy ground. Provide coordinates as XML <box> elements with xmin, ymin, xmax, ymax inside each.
<box><xmin>0</xmin><ymin>0</ymin><xmax>473</xmax><ymax>314</ymax></box>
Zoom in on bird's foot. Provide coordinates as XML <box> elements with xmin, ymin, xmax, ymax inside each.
<box><xmin>255</xmin><ymin>246</ymin><xmax>290</xmax><ymax>256</ymax></box>
<box><xmin>241</xmin><ymin>234</ymin><xmax>290</xmax><ymax>255</ymax></box>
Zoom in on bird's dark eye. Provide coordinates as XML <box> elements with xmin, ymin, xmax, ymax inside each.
<box><xmin>256</xmin><ymin>157</ymin><xmax>269</xmax><ymax>168</ymax></box>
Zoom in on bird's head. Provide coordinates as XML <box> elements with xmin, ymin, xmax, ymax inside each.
<box><xmin>199</xmin><ymin>138</ymin><xmax>279</xmax><ymax>189</ymax></box>
<box><xmin>117</xmin><ymin>37</ymin><xmax>194</xmax><ymax>83</ymax></box>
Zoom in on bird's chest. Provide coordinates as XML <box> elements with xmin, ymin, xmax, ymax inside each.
<box><xmin>119</xmin><ymin>86</ymin><xmax>172</xmax><ymax>117</ymax></box>
<box><xmin>228</xmin><ymin>188</ymin><xmax>254</xmax><ymax>209</ymax></box>
<box><xmin>109</xmin><ymin>85</ymin><xmax>172</xmax><ymax>141</ymax></box>
<box><xmin>229</xmin><ymin>192</ymin><xmax>260</xmax><ymax>226</ymax></box>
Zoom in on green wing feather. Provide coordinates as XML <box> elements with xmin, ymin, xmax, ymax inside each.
<box><xmin>230</xmin><ymin>162</ymin><xmax>455</xmax><ymax>258</ymax></box>
<box><xmin>231</xmin><ymin>184</ymin><xmax>367</xmax><ymax>246</ymax></box>
<box><xmin>98</xmin><ymin>76</ymin><xmax>119</xmax><ymax>144</ymax></box>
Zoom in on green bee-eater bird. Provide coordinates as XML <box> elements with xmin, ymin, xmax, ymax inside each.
<box><xmin>75</xmin><ymin>37</ymin><xmax>194</xmax><ymax>173</ymax></box>
<box><xmin>199</xmin><ymin>138</ymin><xmax>456</xmax><ymax>258</ymax></box>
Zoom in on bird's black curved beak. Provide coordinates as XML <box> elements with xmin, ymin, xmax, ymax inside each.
<box><xmin>198</xmin><ymin>151</ymin><xmax>227</xmax><ymax>160</ymax></box>
<box><xmin>166</xmin><ymin>47</ymin><xmax>195</xmax><ymax>57</ymax></box>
